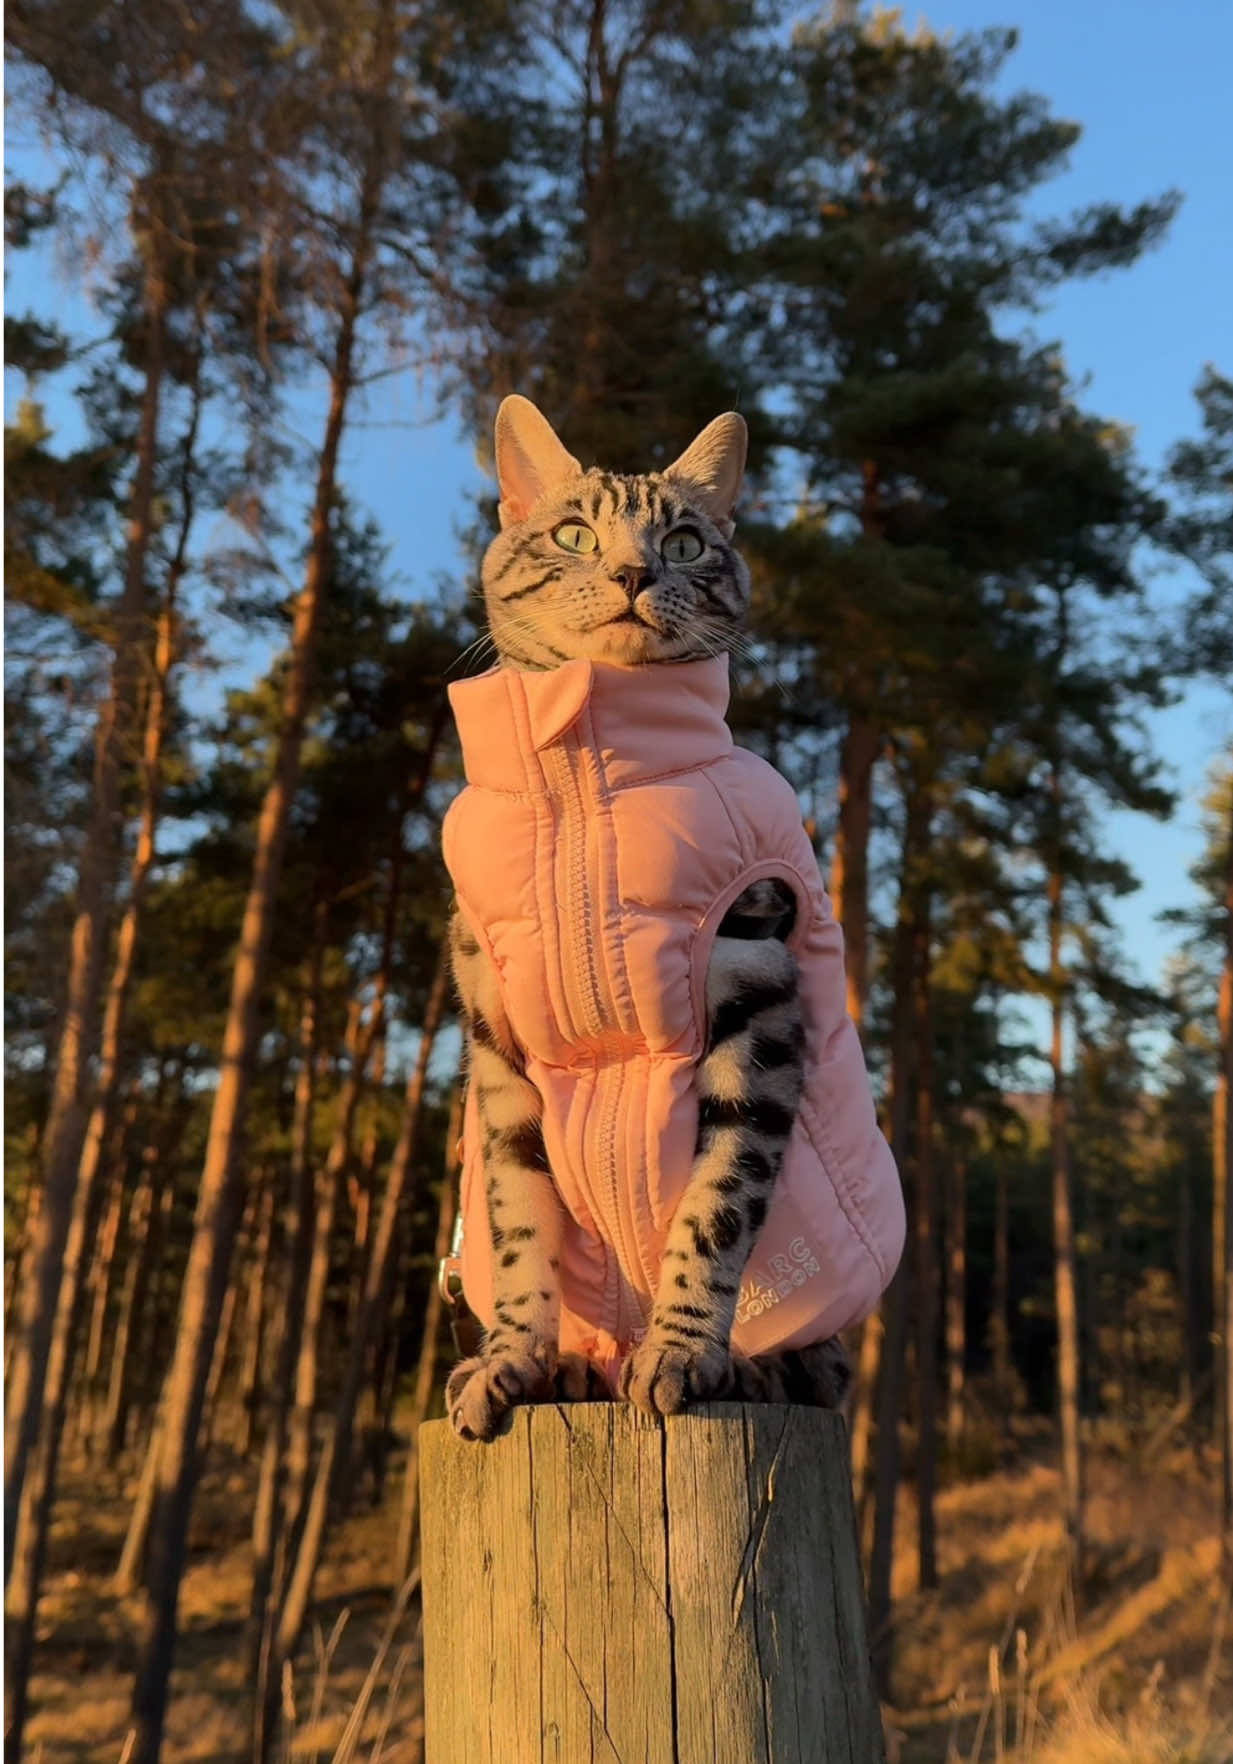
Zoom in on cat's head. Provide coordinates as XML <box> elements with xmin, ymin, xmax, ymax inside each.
<box><xmin>480</xmin><ymin>395</ymin><xmax>750</xmax><ymax>670</ymax></box>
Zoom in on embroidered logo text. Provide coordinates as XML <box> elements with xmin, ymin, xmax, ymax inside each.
<box><xmin>734</xmin><ymin>1236</ymin><xmax>821</xmax><ymax>1324</ymax></box>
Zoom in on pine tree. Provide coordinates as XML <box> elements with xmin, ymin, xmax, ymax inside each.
<box><xmin>999</xmin><ymin>407</ymin><xmax>1175</xmax><ymax>1596</ymax></box>
<box><xmin>3</xmin><ymin>309</ymin><xmax>212</xmax><ymax>1746</ymax></box>
<box><xmin>1167</xmin><ymin>368</ymin><xmax>1233</xmax><ymax>1552</ymax></box>
<box><xmin>747</xmin><ymin>8</ymin><xmax>1177</xmax><ymax>1012</ymax></box>
<box><xmin>2</xmin><ymin>12</ymin><xmax>285</xmax><ymax>1594</ymax></box>
<box><xmin>445</xmin><ymin>0</ymin><xmax>783</xmax><ymax>469</ymax></box>
<box><xmin>118</xmin><ymin>3</ymin><xmax>516</xmax><ymax>1746</ymax></box>
<box><xmin>735</xmin><ymin>21</ymin><xmax>1177</xmax><ymax>1586</ymax></box>
<box><xmin>1167</xmin><ymin>368</ymin><xmax>1233</xmax><ymax>680</ymax></box>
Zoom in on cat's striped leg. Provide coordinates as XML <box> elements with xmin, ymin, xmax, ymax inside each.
<box><xmin>445</xmin><ymin>908</ymin><xmax>567</xmax><ymax>1441</ymax></box>
<box><xmin>621</xmin><ymin>918</ymin><xmax>805</xmax><ymax>1416</ymax></box>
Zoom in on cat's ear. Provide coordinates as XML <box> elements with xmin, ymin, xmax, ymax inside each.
<box><xmin>494</xmin><ymin>395</ymin><xmax>582</xmax><ymax>527</ymax></box>
<box><xmin>664</xmin><ymin>413</ymin><xmax>747</xmax><ymax>537</ymax></box>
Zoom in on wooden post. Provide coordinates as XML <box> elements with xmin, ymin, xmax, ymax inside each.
<box><xmin>420</xmin><ymin>1403</ymin><xmax>884</xmax><ymax>1764</ymax></box>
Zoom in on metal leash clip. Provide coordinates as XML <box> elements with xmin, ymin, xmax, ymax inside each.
<box><xmin>439</xmin><ymin>1210</ymin><xmax>482</xmax><ymax>1357</ymax></box>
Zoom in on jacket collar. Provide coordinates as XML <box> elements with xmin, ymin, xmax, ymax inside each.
<box><xmin>448</xmin><ymin>655</ymin><xmax>734</xmax><ymax>791</ymax></box>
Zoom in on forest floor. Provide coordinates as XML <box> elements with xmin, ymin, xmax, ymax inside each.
<box><xmin>25</xmin><ymin>1412</ymin><xmax>1233</xmax><ymax>1764</ymax></box>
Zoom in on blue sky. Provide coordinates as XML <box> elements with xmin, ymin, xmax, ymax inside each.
<box><xmin>336</xmin><ymin>0</ymin><xmax>1233</xmax><ymax>1025</ymax></box>
<box><xmin>7</xmin><ymin>0</ymin><xmax>1231</xmax><ymax>1059</ymax></box>
<box><xmin>936</xmin><ymin>0</ymin><xmax>1233</xmax><ymax>1007</ymax></box>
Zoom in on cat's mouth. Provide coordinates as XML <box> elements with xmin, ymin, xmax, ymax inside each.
<box><xmin>607</xmin><ymin>609</ymin><xmax>647</xmax><ymax>626</ymax></box>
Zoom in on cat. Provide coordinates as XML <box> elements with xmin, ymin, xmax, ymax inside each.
<box><xmin>441</xmin><ymin>395</ymin><xmax>902</xmax><ymax>1441</ymax></box>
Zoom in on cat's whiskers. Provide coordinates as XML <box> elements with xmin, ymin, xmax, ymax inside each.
<box><xmin>668</xmin><ymin>619</ymin><xmax>733</xmax><ymax>662</ymax></box>
<box><xmin>447</xmin><ymin>631</ymin><xmax>501</xmax><ymax>676</ymax></box>
<box><xmin>491</xmin><ymin>604</ymin><xmax>568</xmax><ymax>670</ymax></box>
<box><xmin>494</xmin><ymin>607</ymin><xmax>556</xmax><ymax>650</ymax></box>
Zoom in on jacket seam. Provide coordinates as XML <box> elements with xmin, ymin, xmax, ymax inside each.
<box><xmin>605</xmin><ymin>752</ymin><xmax>733</xmax><ymax>791</ymax></box>
<box><xmin>462</xmin><ymin>749</ymin><xmax>738</xmax><ymax>796</ymax></box>
<box><xmin>457</xmin><ymin>781</ymin><xmax>543</xmax><ymax>800</ymax></box>
<box><xmin>466</xmin><ymin>758</ymin><xmax>730</xmax><ymax>796</ymax></box>
<box><xmin>451</xmin><ymin>886</ymin><xmax>529</xmax><ymax>1059</ymax></box>
<box><xmin>800</xmin><ymin>1093</ymin><xmax>887</xmax><ymax>1281</ymax></box>
<box><xmin>701</xmin><ymin>767</ymin><xmax>751</xmax><ymax>862</ymax></box>
<box><xmin>687</xmin><ymin>857</ymin><xmax>816</xmax><ymax>1043</ymax></box>
<box><xmin>686</xmin><ymin>855</ymin><xmax>887</xmax><ymax>1284</ymax></box>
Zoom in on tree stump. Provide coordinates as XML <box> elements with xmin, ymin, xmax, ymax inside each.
<box><xmin>420</xmin><ymin>1402</ymin><xmax>884</xmax><ymax>1763</ymax></box>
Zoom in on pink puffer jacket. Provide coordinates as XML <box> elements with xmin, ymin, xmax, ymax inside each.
<box><xmin>443</xmin><ymin>655</ymin><xmax>904</xmax><ymax>1387</ymax></box>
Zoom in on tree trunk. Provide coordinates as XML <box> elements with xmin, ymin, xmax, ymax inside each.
<box><xmin>344</xmin><ymin>1033</ymin><xmax>387</xmax><ymax>1482</ymax></box>
<box><xmin>115</xmin><ymin>1416</ymin><xmax>162</xmax><ymax>1594</ymax></box>
<box><xmin>1110</xmin><ymin>1199</ymin><xmax>1127</xmax><ymax>1412</ymax></box>
<box><xmin>1217</xmin><ymin>791</ymin><xmax>1233</xmax><ymax>1559</ymax></box>
<box><xmin>70</xmin><ymin>363</ymin><xmax>199</xmax><ymax>1439</ymax></box>
<box><xmin>4</xmin><ymin>1184</ymin><xmax>41</xmax><ymax>1382</ymax></box>
<box><xmin>341</xmin><ymin>709</ymin><xmax>447</xmax><ymax>1331</ymax></box>
<box><xmin>355</xmin><ymin>1029</ymin><xmax>389</xmax><ymax>1217</ymax></box>
<box><xmin>393</xmin><ymin>1084</ymin><xmax>462</xmax><ymax>1584</ymax></box>
<box><xmin>992</xmin><ymin>1158</ymin><xmax>1012</xmax><ymax>1423</ymax></box>
<box><xmin>365</xmin><ymin>1245</ymin><xmax>407</xmax><ymax>1507</ymax></box>
<box><xmin>3</xmin><ymin>301</ymin><xmax>203</xmax><ymax>1750</ymax></box>
<box><xmin>4</xmin><ymin>1141</ymin><xmax>113</xmax><ymax>1759</ymax></box>
<box><xmin>867</xmin><ymin>770</ymin><xmax>931</xmax><ymax>1696</ymax></box>
<box><xmin>421</xmin><ymin>1406</ymin><xmax>885</xmax><ymax>1764</ymax></box>
<box><xmin>104</xmin><ymin>1135</ymin><xmax>164</xmax><ymax>1463</ymax></box>
<box><xmin>123</xmin><ymin>94</ymin><xmax>391</xmax><ymax>1752</ymax></box>
<box><xmin>831</xmin><ymin>712</ymin><xmax>878</xmax><ymax>1030</ymax></box>
<box><xmin>128</xmin><ymin>1176</ymin><xmax>178</xmax><ymax>1455</ymax></box>
<box><xmin>200</xmin><ymin>1192</ymin><xmax>253</xmax><ymax>1455</ymax></box>
<box><xmin>200</xmin><ymin>1286</ymin><xmax>240</xmax><ymax>1457</ymax></box>
<box><xmin>1049</xmin><ymin>788</ymin><xmax>1084</xmax><ymax>1596</ymax></box>
<box><xmin>79</xmin><ymin>1148</ymin><xmax>131</xmax><ymax>1438</ymax></box>
<box><xmin>832</xmin><ymin>461</ymin><xmax>884</xmax><ymax>1031</ymax></box>
<box><xmin>73</xmin><ymin>1082</ymin><xmax>144</xmax><ymax>1446</ymax></box>
<box><xmin>5</xmin><ymin>246</ymin><xmax>167</xmax><ymax>1572</ymax></box>
<box><xmin>278</xmin><ymin>1033</ymin><xmax>349</xmax><ymax>1578</ymax></box>
<box><xmin>294</xmin><ymin>716</ymin><xmax>450</xmax><ymax>1533</ymax></box>
<box><xmin>836</xmin><ymin>709</ymin><xmax>881</xmax><ymax>1524</ymax></box>
<box><xmin>237</xmin><ymin>1178</ymin><xmax>276</xmax><ymax>1456</ymax></box>
<box><xmin>913</xmin><ymin>881</ymin><xmax>938</xmax><ymax>1592</ymax></box>
<box><xmin>284</xmin><ymin>923</ymin><xmax>403</xmax><ymax>1536</ymax></box>
<box><xmin>113</xmin><ymin>1171</ymin><xmax>180</xmax><ymax>1594</ymax></box>
<box><xmin>848</xmin><ymin>1309</ymin><xmax>882</xmax><ymax>1543</ymax></box>
<box><xmin>248</xmin><ymin>909</ymin><xmax>327</xmax><ymax>1761</ymax></box>
<box><xmin>256</xmin><ymin>951</ymin><xmax>449</xmax><ymax>1764</ymax></box>
<box><xmin>837</xmin><ymin>470</ymin><xmax>885</xmax><ymax>1519</ymax></box>
<box><xmin>945</xmin><ymin>1154</ymin><xmax>967</xmax><ymax>1459</ymax></box>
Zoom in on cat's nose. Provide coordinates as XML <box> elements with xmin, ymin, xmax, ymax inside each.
<box><xmin>612</xmin><ymin>563</ymin><xmax>656</xmax><ymax>598</ymax></box>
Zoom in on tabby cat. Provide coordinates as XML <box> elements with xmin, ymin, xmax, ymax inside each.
<box><xmin>445</xmin><ymin>396</ymin><xmax>851</xmax><ymax>1441</ymax></box>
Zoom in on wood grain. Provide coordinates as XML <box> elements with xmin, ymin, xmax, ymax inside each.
<box><xmin>420</xmin><ymin>1402</ymin><xmax>884</xmax><ymax>1764</ymax></box>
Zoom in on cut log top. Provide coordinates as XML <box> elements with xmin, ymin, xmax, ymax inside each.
<box><xmin>420</xmin><ymin>1402</ymin><xmax>884</xmax><ymax>1764</ymax></box>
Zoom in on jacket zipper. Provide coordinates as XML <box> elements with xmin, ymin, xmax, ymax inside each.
<box><xmin>550</xmin><ymin>735</ymin><xmax>605</xmax><ymax>1041</ymax></box>
<box><xmin>544</xmin><ymin>731</ymin><xmax>635</xmax><ymax>1346</ymax></box>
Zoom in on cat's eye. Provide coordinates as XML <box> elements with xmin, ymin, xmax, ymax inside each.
<box><xmin>553</xmin><ymin>521</ymin><xmax>598</xmax><ymax>555</ymax></box>
<box><xmin>661</xmin><ymin>528</ymin><xmax>704</xmax><ymax>565</ymax></box>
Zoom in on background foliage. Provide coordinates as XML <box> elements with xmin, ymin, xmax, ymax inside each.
<box><xmin>4</xmin><ymin>3</ymin><xmax>1231</xmax><ymax>1760</ymax></box>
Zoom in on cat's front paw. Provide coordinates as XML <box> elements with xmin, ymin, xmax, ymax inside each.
<box><xmin>618</xmin><ymin>1330</ymin><xmax>735</xmax><ymax>1417</ymax></box>
<box><xmin>553</xmin><ymin>1351</ymin><xmax>612</xmax><ymax>1403</ymax></box>
<box><xmin>446</xmin><ymin>1342</ymin><xmax>556</xmax><ymax>1441</ymax></box>
<box><xmin>727</xmin><ymin>1337</ymin><xmax>853</xmax><ymax>1408</ymax></box>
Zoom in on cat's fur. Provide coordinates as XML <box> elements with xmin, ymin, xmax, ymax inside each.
<box><xmin>445</xmin><ymin>397</ymin><xmax>849</xmax><ymax>1440</ymax></box>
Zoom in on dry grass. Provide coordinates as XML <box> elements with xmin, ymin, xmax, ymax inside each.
<box><xmin>888</xmin><ymin>1434</ymin><xmax>1232</xmax><ymax>1764</ymax></box>
<box><xmin>25</xmin><ymin>1444</ymin><xmax>424</xmax><ymax>1764</ymax></box>
<box><xmin>24</xmin><ymin>1419</ymin><xmax>1232</xmax><ymax>1764</ymax></box>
